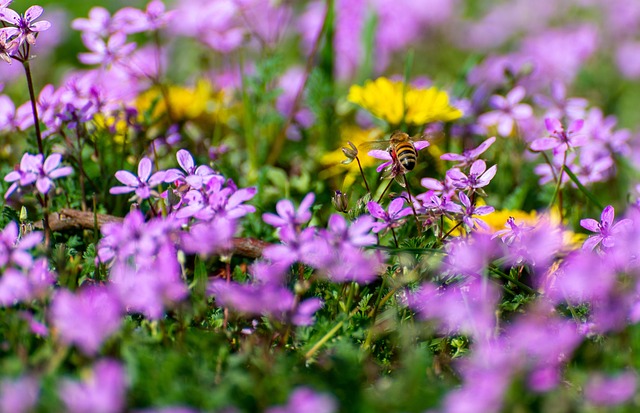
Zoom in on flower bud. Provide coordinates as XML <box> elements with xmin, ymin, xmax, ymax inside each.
<box><xmin>332</xmin><ymin>190</ymin><xmax>349</xmax><ymax>212</ymax></box>
<box><xmin>341</xmin><ymin>141</ymin><xmax>358</xmax><ymax>164</ymax></box>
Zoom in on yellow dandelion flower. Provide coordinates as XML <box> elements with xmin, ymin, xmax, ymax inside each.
<box><xmin>347</xmin><ymin>77</ymin><xmax>463</xmax><ymax>127</ymax></box>
<box><xmin>319</xmin><ymin>126</ymin><xmax>383</xmax><ymax>189</ymax></box>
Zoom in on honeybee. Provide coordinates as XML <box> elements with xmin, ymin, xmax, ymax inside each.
<box><xmin>360</xmin><ymin>130</ymin><xmax>440</xmax><ymax>179</ymax></box>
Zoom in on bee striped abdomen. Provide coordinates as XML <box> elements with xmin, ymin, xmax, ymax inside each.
<box><xmin>395</xmin><ymin>142</ymin><xmax>417</xmax><ymax>171</ymax></box>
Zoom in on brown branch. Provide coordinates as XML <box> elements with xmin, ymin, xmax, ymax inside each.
<box><xmin>36</xmin><ymin>209</ymin><xmax>271</xmax><ymax>259</ymax></box>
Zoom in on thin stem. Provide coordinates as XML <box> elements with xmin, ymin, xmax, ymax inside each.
<box><xmin>390</xmin><ymin>227</ymin><xmax>399</xmax><ymax>248</ymax></box>
<box><xmin>549</xmin><ymin>151</ymin><xmax>568</xmax><ymax>222</ymax></box>
<box><xmin>376</xmin><ymin>179</ymin><xmax>394</xmax><ymax>203</ymax></box>
<box><xmin>363</xmin><ymin>276</ymin><xmax>388</xmax><ymax>350</ymax></box>
<box><xmin>22</xmin><ymin>60</ymin><xmax>44</xmax><ymax>156</ymax></box>
<box><xmin>355</xmin><ymin>156</ymin><xmax>371</xmax><ymax>195</ymax></box>
<box><xmin>266</xmin><ymin>0</ymin><xmax>333</xmax><ymax>165</ymax></box>
<box><xmin>441</xmin><ymin>221</ymin><xmax>463</xmax><ymax>242</ymax></box>
<box><xmin>403</xmin><ymin>174</ymin><xmax>422</xmax><ymax>235</ymax></box>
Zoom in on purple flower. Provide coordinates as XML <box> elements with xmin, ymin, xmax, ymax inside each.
<box><xmin>164</xmin><ymin>149</ymin><xmax>216</xmax><ymax>190</ymax></box>
<box><xmin>580</xmin><ymin>205</ymin><xmax>631</xmax><ymax>251</ymax></box>
<box><xmin>59</xmin><ymin>360</ymin><xmax>127</xmax><ymax>413</ymax></box>
<box><xmin>112</xmin><ymin>0</ymin><xmax>173</xmax><ymax>34</ymax></box>
<box><xmin>263</xmin><ymin>226</ymin><xmax>331</xmax><ymax>269</ymax></box>
<box><xmin>367</xmin><ymin>198</ymin><xmax>412</xmax><ymax>234</ymax></box>
<box><xmin>458</xmin><ymin>192</ymin><xmax>494</xmax><ymax>231</ymax></box>
<box><xmin>180</xmin><ymin>217</ymin><xmax>236</xmax><ymax>256</ymax></box>
<box><xmin>0</xmin><ymin>5</ymin><xmax>51</xmax><ymax>46</ymax></box>
<box><xmin>4</xmin><ymin>152</ymin><xmax>72</xmax><ymax>197</ymax></box>
<box><xmin>440</xmin><ymin>136</ymin><xmax>496</xmax><ymax>167</ymax></box>
<box><xmin>530</xmin><ymin>118</ymin><xmax>586</xmax><ymax>153</ymax></box>
<box><xmin>266</xmin><ymin>387</ymin><xmax>337</xmax><ymax>413</ymax></box>
<box><xmin>534</xmin><ymin>80</ymin><xmax>588</xmax><ymax>120</ymax></box>
<box><xmin>208</xmin><ymin>279</ymin><xmax>295</xmax><ymax>317</ymax></box>
<box><xmin>585</xmin><ymin>371</ymin><xmax>637</xmax><ymax>406</ymax></box>
<box><xmin>263</xmin><ymin>192</ymin><xmax>315</xmax><ymax>229</ymax></box>
<box><xmin>478</xmin><ymin>86</ymin><xmax>533</xmax><ymax>137</ymax></box>
<box><xmin>446</xmin><ymin>159</ymin><xmax>497</xmax><ymax>192</ymax></box>
<box><xmin>0</xmin><ymin>376</ymin><xmax>39</xmax><ymax>413</ymax></box>
<box><xmin>0</xmin><ymin>221</ymin><xmax>42</xmax><ymax>269</ymax></box>
<box><xmin>109</xmin><ymin>243</ymin><xmax>187</xmax><ymax>320</ymax></box>
<box><xmin>0</xmin><ymin>28</ymin><xmax>18</xmax><ymax>63</ymax></box>
<box><xmin>78</xmin><ymin>32</ymin><xmax>136</xmax><ymax>67</ymax></box>
<box><xmin>406</xmin><ymin>278</ymin><xmax>499</xmax><ymax>340</ymax></box>
<box><xmin>110</xmin><ymin>157</ymin><xmax>166</xmax><ymax>200</ymax></box>
<box><xmin>324</xmin><ymin>213</ymin><xmax>376</xmax><ymax>247</ymax></box>
<box><xmin>71</xmin><ymin>7</ymin><xmax>114</xmax><ymax>38</ymax></box>
<box><xmin>292</xmin><ymin>298</ymin><xmax>323</xmax><ymax>326</ymax></box>
<box><xmin>50</xmin><ymin>286</ymin><xmax>122</xmax><ymax>355</ymax></box>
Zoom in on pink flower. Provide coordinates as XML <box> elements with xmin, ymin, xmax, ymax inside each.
<box><xmin>110</xmin><ymin>157</ymin><xmax>166</xmax><ymax>200</ymax></box>
<box><xmin>0</xmin><ymin>5</ymin><xmax>51</xmax><ymax>46</ymax></box>
<box><xmin>580</xmin><ymin>205</ymin><xmax>631</xmax><ymax>251</ymax></box>
<box><xmin>478</xmin><ymin>86</ymin><xmax>532</xmax><ymax>137</ymax></box>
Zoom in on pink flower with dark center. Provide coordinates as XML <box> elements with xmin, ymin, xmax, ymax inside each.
<box><xmin>0</xmin><ymin>5</ymin><xmax>51</xmax><ymax>46</ymax></box>
<box><xmin>110</xmin><ymin>157</ymin><xmax>166</xmax><ymax>200</ymax></box>
<box><xmin>530</xmin><ymin>117</ymin><xmax>586</xmax><ymax>153</ymax></box>
<box><xmin>580</xmin><ymin>205</ymin><xmax>631</xmax><ymax>251</ymax></box>
<box><xmin>367</xmin><ymin>198</ymin><xmax>412</xmax><ymax>233</ymax></box>
<box><xmin>446</xmin><ymin>159</ymin><xmax>497</xmax><ymax>192</ymax></box>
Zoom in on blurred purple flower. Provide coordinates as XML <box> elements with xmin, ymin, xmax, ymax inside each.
<box><xmin>406</xmin><ymin>278</ymin><xmax>499</xmax><ymax>340</ymax></box>
<box><xmin>580</xmin><ymin>205</ymin><xmax>631</xmax><ymax>251</ymax></box>
<box><xmin>110</xmin><ymin>243</ymin><xmax>187</xmax><ymax>320</ymax></box>
<box><xmin>441</xmin><ymin>136</ymin><xmax>496</xmax><ymax>167</ymax></box>
<box><xmin>170</xmin><ymin>0</ymin><xmax>244</xmax><ymax>53</ymax></box>
<box><xmin>0</xmin><ymin>221</ymin><xmax>42</xmax><ymax>269</ymax></box>
<box><xmin>0</xmin><ymin>376</ymin><xmax>39</xmax><ymax>413</ymax></box>
<box><xmin>263</xmin><ymin>192</ymin><xmax>315</xmax><ymax>229</ymax></box>
<box><xmin>209</xmin><ymin>279</ymin><xmax>295</xmax><ymax>317</ymax></box>
<box><xmin>110</xmin><ymin>157</ymin><xmax>165</xmax><ymax>200</ymax></box>
<box><xmin>534</xmin><ymin>80</ymin><xmax>588</xmax><ymax>120</ymax></box>
<box><xmin>113</xmin><ymin>0</ymin><xmax>173</xmax><ymax>34</ymax></box>
<box><xmin>616</xmin><ymin>41</ymin><xmax>640</xmax><ymax>79</ymax></box>
<box><xmin>292</xmin><ymin>298</ymin><xmax>323</xmax><ymax>326</ymax></box>
<box><xmin>180</xmin><ymin>217</ymin><xmax>236</xmax><ymax>256</ymax></box>
<box><xmin>78</xmin><ymin>32</ymin><xmax>136</xmax><ymax>67</ymax></box>
<box><xmin>235</xmin><ymin>0</ymin><xmax>292</xmax><ymax>48</ymax></box>
<box><xmin>263</xmin><ymin>226</ymin><xmax>331</xmax><ymax>269</ymax></box>
<box><xmin>71</xmin><ymin>7</ymin><xmax>114</xmax><ymax>38</ymax></box>
<box><xmin>0</xmin><ymin>5</ymin><xmax>51</xmax><ymax>46</ymax></box>
<box><xmin>367</xmin><ymin>198</ymin><xmax>412</xmax><ymax>234</ymax></box>
<box><xmin>266</xmin><ymin>387</ymin><xmax>337</xmax><ymax>413</ymax></box>
<box><xmin>275</xmin><ymin>66</ymin><xmax>315</xmax><ymax>141</ymax></box>
<box><xmin>59</xmin><ymin>359</ymin><xmax>127</xmax><ymax>413</ymax></box>
<box><xmin>585</xmin><ymin>371</ymin><xmax>637</xmax><ymax>406</ymax></box>
<box><xmin>51</xmin><ymin>286</ymin><xmax>122</xmax><ymax>355</ymax></box>
<box><xmin>478</xmin><ymin>86</ymin><xmax>532</xmax><ymax>137</ymax></box>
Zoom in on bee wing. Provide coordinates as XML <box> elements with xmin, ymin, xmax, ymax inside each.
<box><xmin>415</xmin><ymin>130</ymin><xmax>445</xmax><ymax>143</ymax></box>
<box><xmin>358</xmin><ymin>140</ymin><xmax>390</xmax><ymax>151</ymax></box>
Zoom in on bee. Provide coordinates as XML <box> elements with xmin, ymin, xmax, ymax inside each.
<box><xmin>360</xmin><ymin>130</ymin><xmax>440</xmax><ymax>180</ymax></box>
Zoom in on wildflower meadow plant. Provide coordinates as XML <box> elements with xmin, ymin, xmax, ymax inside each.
<box><xmin>4</xmin><ymin>0</ymin><xmax>640</xmax><ymax>412</ymax></box>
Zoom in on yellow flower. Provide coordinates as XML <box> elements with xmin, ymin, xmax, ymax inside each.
<box><xmin>136</xmin><ymin>80</ymin><xmax>233</xmax><ymax>125</ymax></box>
<box><xmin>93</xmin><ymin>113</ymin><xmax>130</xmax><ymax>144</ymax></box>
<box><xmin>483</xmin><ymin>209</ymin><xmax>538</xmax><ymax>233</ymax></box>
<box><xmin>319</xmin><ymin>126</ymin><xmax>383</xmax><ymax>189</ymax></box>
<box><xmin>347</xmin><ymin>77</ymin><xmax>463</xmax><ymax>127</ymax></box>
